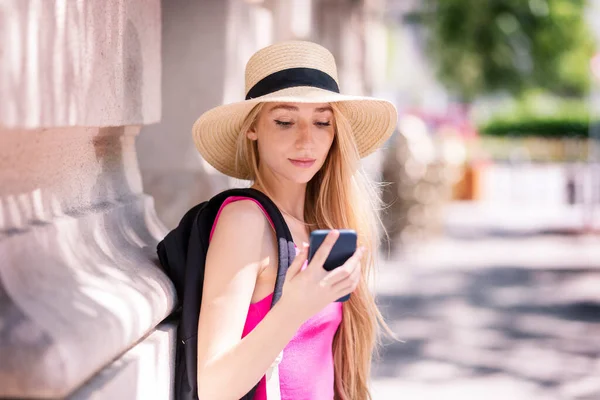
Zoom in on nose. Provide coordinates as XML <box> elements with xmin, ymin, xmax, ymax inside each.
<box><xmin>295</xmin><ymin>120</ymin><xmax>314</xmax><ymax>150</ymax></box>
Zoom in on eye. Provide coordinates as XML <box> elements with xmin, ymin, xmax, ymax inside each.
<box><xmin>275</xmin><ymin>120</ymin><xmax>293</xmax><ymax>127</ymax></box>
<box><xmin>315</xmin><ymin>121</ymin><xmax>331</xmax><ymax>127</ymax></box>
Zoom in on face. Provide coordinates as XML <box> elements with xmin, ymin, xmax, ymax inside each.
<box><xmin>247</xmin><ymin>102</ymin><xmax>335</xmax><ymax>184</ymax></box>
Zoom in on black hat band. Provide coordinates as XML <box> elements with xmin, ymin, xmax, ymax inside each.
<box><xmin>245</xmin><ymin>67</ymin><xmax>340</xmax><ymax>100</ymax></box>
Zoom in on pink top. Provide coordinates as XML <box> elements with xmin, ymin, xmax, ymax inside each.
<box><xmin>209</xmin><ymin>196</ymin><xmax>343</xmax><ymax>400</ymax></box>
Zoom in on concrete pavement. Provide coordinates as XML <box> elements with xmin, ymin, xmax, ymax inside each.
<box><xmin>371</xmin><ymin>202</ymin><xmax>600</xmax><ymax>400</ymax></box>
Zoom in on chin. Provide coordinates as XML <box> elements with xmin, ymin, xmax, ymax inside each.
<box><xmin>289</xmin><ymin>173</ymin><xmax>316</xmax><ymax>184</ymax></box>
<box><xmin>284</xmin><ymin>169</ymin><xmax>319</xmax><ymax>184</ymax></box>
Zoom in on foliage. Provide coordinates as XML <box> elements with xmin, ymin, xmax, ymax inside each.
<box><xmin>476</xmin><ymin>90</ymin><xmax>597</xmax><ymax>138</ymax></box>
<box><xmin>405</xmin><ymin>0</ymin><xmax>597</xmax><ymax>102</ymax></box>
<box><xmin>480</xmin><ymin>118</ymin><xmax>593</xmax><ymax>138</ymax></box>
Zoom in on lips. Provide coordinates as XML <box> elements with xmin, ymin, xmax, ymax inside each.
<box><xmin>289</xmin><ymin>158</ymin><xmax>316</xmax><ymax>168</ymax></box>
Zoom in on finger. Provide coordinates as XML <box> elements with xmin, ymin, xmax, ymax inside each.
<box><xmin>330</xmin><ymin>258</ymin><xmax>362</xmax><ymax>294</ymax></box>
<box><xmin>320</xmin><ymin>266</ymin><xmax>351</xmax><ymax>288</ymax></box>
<box><xmin>307</xmin><ymin>230</ymin><xmax>340</xmax><ymax>272</ymax></box>
<box><xmin>319</xmin><ymin>257</ymin><xmax>358</xmax><ymax>288</ymax></box>
<box><xmin>286</xmin><ymin>242</ymin><xmax>309</xmax><ymax>280</ymax></box>
<box><xmin>320</xmin><ymin>247</ymin><xmax>364</xmax><ymax>287</ymax></box>
<box><xmin>331</xmin><ymin>278</ymin><xmax>357</xmax><ymax>298</ymax></box>
<box><xmin>342</xmin><ymin>259</ymin><xmax>362</xmax><ymax>291</ymax></box>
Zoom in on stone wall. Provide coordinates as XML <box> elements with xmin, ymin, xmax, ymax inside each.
<box><xmin>138</xmin><ymin>0</ymin><xmax>276</xmax><ymax>230</ymax></box>
<box><xmin>0</xmin><ymin>0</ymin><xmax>175</xmax><ymax>398</ymax></box>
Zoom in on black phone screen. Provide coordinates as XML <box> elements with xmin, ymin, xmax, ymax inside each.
<box><xmin>307</xmin><ymin>229</ymin><xmax>357</xmax><ymax>302</ymax></box>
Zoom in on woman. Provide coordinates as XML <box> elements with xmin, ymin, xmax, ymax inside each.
<box><xmin>192</xmin><ymin>41</ymin><xmax>397</xmax><ymax>400</ymax></box>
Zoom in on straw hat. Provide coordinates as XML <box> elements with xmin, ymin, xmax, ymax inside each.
<box><xmin>192</xmin><ymin>40</ymin><xmax>397</xmax><ymax>180</ymax></box>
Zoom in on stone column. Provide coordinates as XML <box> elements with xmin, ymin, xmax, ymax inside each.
<box><xmin>313</xmin><ymin>0</ymin><xmax>368</xmax><ymax>96</ymax></box>
<box><xmin>313</xmin><ymin>0</ymin><xmax>391</xmax><ymax>179</ymax></box>
<box><xmin>0</xmin><ymin>0</ymin><xmax>175</xmax><ymax>398</ymax></box>
<box><xmin>138</xmin><ymin>0</ymin><xmax>275</xmax><ymax>230</ymax></box>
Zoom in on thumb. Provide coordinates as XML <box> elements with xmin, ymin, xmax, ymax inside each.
<box><xmin>286</xmin><ymin>242</ymin><xmax>309</xmax><ymax>280</ymax></box>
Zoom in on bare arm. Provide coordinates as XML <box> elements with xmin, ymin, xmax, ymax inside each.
<box><xmin>195</xmin><ymin>200</ymin><xmax>303</xmax><ymax>400</ymax></box>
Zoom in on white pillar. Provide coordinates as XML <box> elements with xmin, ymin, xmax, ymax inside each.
<box><xmin>138</xmin><ymin>0</ymin><xmax>277</xmax><ymax>229</ymax></box>
<box><xmin>0</xmin><ymin>0</ymin><xmax>175</xmax><ymax>397</ymax></box>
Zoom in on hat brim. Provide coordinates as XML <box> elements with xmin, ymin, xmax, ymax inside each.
<box><xmin>192</xmin><ymin>86</ymin><xmax>398</xmax><ymax>180</ymax></box>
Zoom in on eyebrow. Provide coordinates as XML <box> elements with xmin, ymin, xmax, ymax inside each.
<box><xmin>269</xmin><ymin>105</ymin><xmax>298</xmax><ymax>113</ymax></box>
<box><xmin>268</xmin><ymin>105</ymin><xmax>333</xmax><ymax>113</ymax></box>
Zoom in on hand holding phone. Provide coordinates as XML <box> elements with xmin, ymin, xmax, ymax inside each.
<box><xmin>308</xmin><ymin>229</ymin><xmax>357</xmax><ymax>302</ymax></box>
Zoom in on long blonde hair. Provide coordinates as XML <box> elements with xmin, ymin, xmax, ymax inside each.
<box><xmin>235</xmin><ymin>102</ymin><xmax>390</xmax><ymax>400</ymax></box>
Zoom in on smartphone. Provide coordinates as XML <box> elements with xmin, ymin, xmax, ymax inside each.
<box><xmin>308</xmin><ymin>229</ymin><xmax>357</xmax><ymax>302</ymax></box>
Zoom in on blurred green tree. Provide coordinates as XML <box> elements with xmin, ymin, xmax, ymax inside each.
<box><xmin>405</xmin><ymin>0</ymin><xmax>596</xmax><ymax>102</ymax></box>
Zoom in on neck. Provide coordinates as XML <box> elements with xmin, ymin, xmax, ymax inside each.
<box><xmin>251</xmin><ymin>172</ymin><xmax>307</xmax><ymax>223</ymax></box>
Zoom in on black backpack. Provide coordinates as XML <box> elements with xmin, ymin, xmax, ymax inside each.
<box><xmin>156</xmin><ymin>188</ymin><xmax>295</xmax><ymax>400</ymax></box>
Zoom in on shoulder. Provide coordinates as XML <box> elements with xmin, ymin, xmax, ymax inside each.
<box><xmin>215</xmin><ymin>198</ymin><xmax>269</xmax><ymax>227</ymax></box>
<box><xmin>210</xmin><ymin>198</ymin><xmax>273</xmax><ymax>248</ymax></box>
<box><xmin>205</xmin><ymin>198</ymin><xmax>276</xmax><ymax>283</ymax></box>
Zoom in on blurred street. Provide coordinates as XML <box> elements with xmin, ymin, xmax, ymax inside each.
<box><xmin>372</xmin><ymin>201</ymin><xmax>600</xmax><ymax>400</ymax></box>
